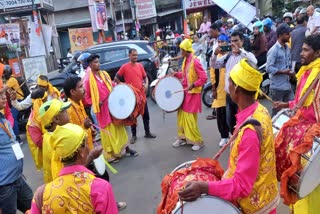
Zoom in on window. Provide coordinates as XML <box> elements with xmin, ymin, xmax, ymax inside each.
<box><xmin>96</xmin><ymin>48</ymin><xmax>129</xmax><ymax>64</ymax></box>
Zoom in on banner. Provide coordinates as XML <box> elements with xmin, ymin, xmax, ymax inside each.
<box><xmin>0</xmin><ymin>24</ymin><xmax>20</xmax><ymax>50</ymax></box>
<box><xmin>185</xmin><ymin>0</ymin><xmax>215</xmax><ymax>9</ymax></box>
<box><xmin>8</xmin><ymin>58</ymin><xmax>22</xmax><ymax>77</ymax></box>
<box><xmin>29</xmin><ymin>22</ymin><xmax>52</xmax><ymax>57</ymax></box>
<box><xmin>22</xmin><ymin>56</ymin><xmax>47</xmax><ymax>82</ymax></box>
<box><xmin>135</xmin><ymin>0</ymin><xmax>157</xmax><ymax>20</ymax></box>
<box><xmin>68</xmin><ymin>27</ymin><xmax>94</xmax><ymax>53</ymax></box>
<box><xmin>0</xmin><ymin>0</ymin><xmax>53</xmax><ymax>12</ymax></box>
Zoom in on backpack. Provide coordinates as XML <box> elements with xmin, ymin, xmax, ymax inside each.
<box><xmin>15</xmin><ymin>76</ymin><xmax>30</xmax><ymax>98</ymax></box>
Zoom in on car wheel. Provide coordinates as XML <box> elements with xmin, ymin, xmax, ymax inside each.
<box><xmin>202</xmin><ymin>86</ymin><xmax>213</xmax><ymax>108</ymax></box>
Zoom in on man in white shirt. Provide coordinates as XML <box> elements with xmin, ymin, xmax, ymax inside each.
<box><xmin>306</xmin><ymin>5</ymin><xmax>320</xmax><ymax>35</ymax></box>
<box><xmin>67</xmin><ymin>48</ymin><xmax>73</xmax><ymax>59</ymax></box>
<box><xmin>198</xmin><ymin>16</ymin><xmax>211</xmax><ymax>34</ymax></box>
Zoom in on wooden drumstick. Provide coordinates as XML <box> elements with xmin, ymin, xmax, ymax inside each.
<box><xmin>171</xmin><ymin>88</ymin><xmax>188</xmax><ymax>95</ymax></box>
<box><xmin>91</xmin><ymin>123</ymin><xmax>112</xmax><ymax>136</ymax></box>
<box><xmin>15</xmin><ymin>71</ymin><xmax>38</xmax><ymax>92</ymax></box>
<box><xmin>260</xmin><ymin>90</ymin><xmax>274</xmax><ymax>103</ymax></box>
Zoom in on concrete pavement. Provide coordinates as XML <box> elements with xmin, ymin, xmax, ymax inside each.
<box><xmin>21</xmin><ymin>98</ymin><xmax>289</xmax><ymax>213</ymax></box>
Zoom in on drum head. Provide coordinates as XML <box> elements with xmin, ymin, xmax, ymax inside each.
<box><xmin>298</xmin><ymin>139</ymin><xmax>320</xmax><ymax>198</ymax></box>
<box><xmin>155</xmin><ymin>76</ymin><xmax>184</xmax><ymax>112</ymax></box>
<box><xmin>173</xmin><ymin>196</ymin><xmax>241</xmax><ymax>214</ymax></box>
<box><xmin>93</xmin><ymin>154</ymin><xmax>106</xmax><ymax>176</ymax></box>
<box><xmin>108</xmin><ymin>84</ymin><xmax>136</xmax><ymax>119</ymax></box>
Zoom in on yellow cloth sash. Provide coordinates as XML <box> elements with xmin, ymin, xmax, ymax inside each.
<box><xmin>37</xmin><ymin>78</ymin><xmax>60</xmax><ymax>99</ymax></box>
<box><xmin>89</xmin><ymin>70</ymin><xmax>112</xmax><ymax>113</ymax></box>
<box><xmin>181</xmin><ymin>54</ymin><xmax>202</xmax><ymax>94</ymax></box>
<box><xmin>296</xmin><ymin>58</ymin><xmax>320</xmax><ymax>107</ymax></box>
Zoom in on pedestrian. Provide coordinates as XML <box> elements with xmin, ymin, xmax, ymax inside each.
<box><xmin>262</xmin><ymin>18</ymin><xmax>277</xmax><ymax>50</ymax></box>
<box><xmin>67</xmin><ymin>47</ymin><xmax>73</xmax><ymax>59</ymax></box>
<box><xmin>273</xmin><ymin>34</ymin><xmax>320</xmax><ymax>213</ymax></box>
<box><xmin>211</xmin><ymin>31</ymin><xmax>257</xmax><ymax>133</ymax></box>
<box><xmin>171</xmin><ymin>39</ymin><xmax>207</xmax><ymax>151</ymax></box>
<box><xmin>306</xmin><ymin>5</ymin><xmax>320</xmax><ymax>36</ymax></box>
<box><xmin>198</xmin><ymin>16</ymin><xmax>211</xmax><ymax>34</ymax></box>
<box><xmin>291</xmin><ymin>16</ymin><xmax>307</xmax><ymax>73</ymax></box>
<box><xmin>115</xmin><ymin>48</ymin><xmax>156</xmax><ymax>144</ymax></box>
<box><xmin>266</xmin><ymin>23</ymin><xmax>294</xmax><ymax>116</ymax></box>
<box><xmin>30</xmin><ymin>123</ymin><xmax>118</xmax><ymax>214</ymax></box>
<box><xmin>0</xmin><ymin>87</ymin><xmax>33</xmax><ymax>214</ymax></box>
<box><xmin>209</xmin><ymin>33</ymin><xmax>230</xmax><ymax>147</ymax></box>
<box><xmin>178</xmin><ymin>59</ymin><xmax>279</xmax><ymax>214</ymax></box>
<box><xmin>251</xmin><ymin>21</ymin><xmax>268</xmax><ymax>67</ymax></box>
<box><xmin>38</xmin><ymin>99</ymin><xmax>71</xmax><ymax>182</ymax></box>
<box><xmin>84</xmin><ymin>54</ymin><xmax>138</xmax><ymax>162</ymax></box>
<box><xmin>192</xmin><ymin>34</ymin><xmax>203</xmax><ymax>57</ymax></box>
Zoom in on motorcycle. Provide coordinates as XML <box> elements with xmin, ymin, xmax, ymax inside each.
<box><xmin>201</xmin><ymin>63</ymin><xmax>269</xmax><ymax>108</ymax></box>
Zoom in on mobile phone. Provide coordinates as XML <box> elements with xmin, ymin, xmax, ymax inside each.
<box><xmin>220</xmin><ymin>45</ymin><xmax>231</xmax><ymax>52</ymax></box>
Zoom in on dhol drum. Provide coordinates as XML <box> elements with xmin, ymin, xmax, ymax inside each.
<box><xmin>272</xmin><ymin>108</ymin><xmax>292</xmax><ymax>136</ymax></box>
<box><xmin>157</xmin><ymin>158</ymin><xmax>224</xmax><ymax>214</ymax></box>
<box><xmin>155</xmin><ymin>76</ymin><xmax>184</xmax><ymax>112</ymax></box>
<box><xmin>172</xmin><ymin>196</ymin><xmax>241</xmax><ymax>214</ymax></box>
<box><xmin>288</xmin><ymin>137</ymin><xmax>320</xmax><ymax>198</ymax></box>
<box><xmin>109</xmin><ymin>84</ymin><xmax>145</xmax><ymax>126</ymax></box>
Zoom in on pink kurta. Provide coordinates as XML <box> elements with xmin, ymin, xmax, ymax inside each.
<box><xmin>84</xmin><ymin>74</ymin><xmax>112</xmax><ymax>129</ymax></box>
<box><xmin>30</xmin><ymin>165</ymin><xmax>118</xmax><ymax>214</ymax></box>
<box><xmin>175</xmin><ymin>54</ymin><xmax>207</xmax><ymax>113</ymax></box>
<box><xmin>208</xmin><ymin>102</ymin><xmax>276</xmax><ymax>214</ymax></box>
<box><xmin>288</xmin><ymin>69</ymin><xmax>316</xmax><ymax>123</ymax></box>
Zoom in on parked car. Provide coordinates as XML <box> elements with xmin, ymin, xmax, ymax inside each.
<box><xmin>47</xmin><ymin>40</ymin><xmax>160</xmax><ymax>95</ymax></box>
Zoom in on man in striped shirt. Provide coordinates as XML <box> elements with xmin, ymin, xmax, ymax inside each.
<box><xmin>211</xmin><ymin>31</ymin><xmax>257</xmax><ymax>139</ymax></box>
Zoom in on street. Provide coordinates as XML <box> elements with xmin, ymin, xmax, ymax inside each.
<box><xmin>22</xmin><ymin>98</ymin><xmax>290</xmax><ymax>214</ymax></box>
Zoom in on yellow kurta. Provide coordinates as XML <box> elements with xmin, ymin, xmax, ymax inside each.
<box><xmin>210</xmin><ymin>66</ymin><xmax>227</xmax><ymax>108</ymax></box>
<box><xmin>67</xmin><ymin>99</ymin><xmax>93</xmax><ymax>150</ymax></box>
<box><xmin>6</xmin><ymin>76</ymin><xmax>24</xmax><ymax>100</ymax></box>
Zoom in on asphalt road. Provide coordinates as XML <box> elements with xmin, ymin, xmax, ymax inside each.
<box><xmin>21</xmin><ymin>98</ymin><xmax>289</xmax><ymax>213</ymax></box>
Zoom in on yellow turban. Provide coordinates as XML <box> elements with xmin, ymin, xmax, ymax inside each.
<box><xmin>39</xmin><ymin>99</ymin><xmax>71</xmax><ymax>127</ymax></box>
<box><xmin>180</xmin><ymin>39</ymin><xmax>194</xmax><ymax>52</ymax></box>
<box><xmin>37</xmin><ymin>75</ymin><xmax>61</xmax><ymax>98</ymax></box>
<box><xmin>230</xmin><ymin>59</ymin><xmax>263</xmax><ymax>98</ymax></box>
<box><xmin>50</xmin><ymin>123</ymin><xmax>86</xmax><ymax>159</ymax></box>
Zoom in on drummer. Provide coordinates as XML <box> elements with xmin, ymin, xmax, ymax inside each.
<box><xmin>273</xmin><ymin>34</ymin><xmax>320</xmax><ymax>213</ymax></box>
<box><xmin>179</xmin><ymin>59</ymin><xmax>279</xmax><ymax>213</ymax></box>
<box><xmin>171</xmin><ymin>39</ymin><xmax>207</xmax><ymax>151</ymax></box>
<box><xmin>83</xmin><ymin>54</ymin><xmax>138</xmax><ymax>163</ymax></box>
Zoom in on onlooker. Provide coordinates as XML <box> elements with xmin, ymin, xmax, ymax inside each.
<box><xmin>0</xmin><ymin>88</ymin><xmax>33</xmax><ymax>214</ymax></box>
<box><xmin>198</xmin><ymin>16</ymin><xmax>211</xmax><ymax>34</ymax></box>
<box><xmin>165</xmin><ymin>30</ymin><xmax>175</xmax><ymax>48</ymax></box>
<box><xmin>211</xmin><ymin>31</ymin><xmax>257</xmax><ymax>133</ymax></box>
<box><xmin>283</xmin><ymin>12</ymin><xmax>294</xmax><ymax>25</ymax></box>
<box><xmin>67</xmin><ymin>48</ymin><xmax>73</xmax><ymax>59</ymax></box>
<box><xmin>226</xmin><ymin>18</ymin><xmax>235</xmax><ymax>37</ymax></box>
<box><xmin>291</xmin><ymin>16</ymin><xmax>307</xmax><ymax>73</ymax></box>
<box><xmin>251</xmin><ymin>21</ymin><xmax>268</xmax><ymax>67</ymax></box>
<box><xmin>192</xmin><ymin>34</ymin><xmax>203</xmax><ymax>57</ymax></box>
<box><xmin>262</xmin><ymin>18</ymin><xmax>277</xmax><ymax>50</ymax></box>
<box><xmin>306</xmin><ymin>5</ymin><xmax>320</xmax><ymax>35</ymax></box>
<box><xmin>266</xmin><ymin>23</ymin><xmax>294</xmax><ymax>116</ymax></box>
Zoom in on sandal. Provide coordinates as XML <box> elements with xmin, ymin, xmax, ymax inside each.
<box><xmin>117</xmin><ymin>201</ymin><xmax>127</xmax><ymax>210</ymax></box>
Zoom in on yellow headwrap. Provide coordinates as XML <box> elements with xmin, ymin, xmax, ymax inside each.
<box><xmin>295</xmin><ymin>58</ymin><xmax>320</xmax><ymax>107</ymax></box>
<box><xmin>50</xmin><ymin>123</ymin><xmax>86</xmax><ymax>159</ymax></box>
<box><xmin>230</xmin><ymin>59</ymin><xmax>263</xmax><ymax>99</ymax></box>
<box><xmin>39</xmin><ymin>99</ymin><xmax>71</xmax><ymax>127</ymax></box>
<box><xmin>89</xmin><ymin>70</ymin><xmax>112</xmax><ymax>113</ymax></box>
<box><xmin>37</xmin><ymin>76</ymin><xmax>61</xmax><ymax>99</ymax></box>
<box><xmin>180</xmin><ymin>39</ymin><xmax>194</xmax><ymax>53</ymax></box>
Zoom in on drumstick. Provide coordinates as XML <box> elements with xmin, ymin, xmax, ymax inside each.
<box><xmin>171</xmin><ymin>88</ymin><xmax>188</xmax><ymax>95</ymax></box>
<box><xmin>15</xmin><ymin>71</ymin><xmax>38</xmax><ymax>92</ymax></box>
<box><xmin>260</xmin><ymin>90</ymin><xmax>274</xmax><ymax>103</ymax></box>
<box><xmin>91</xmin><ymin>123</ymin><xmax>112</xmax><ymax>136</ymax></box>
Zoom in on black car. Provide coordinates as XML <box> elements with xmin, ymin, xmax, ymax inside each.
<box><xmin>47</xmin><ymin>40</ymin><xmax>160</xmax><ymax>93</ymax></box>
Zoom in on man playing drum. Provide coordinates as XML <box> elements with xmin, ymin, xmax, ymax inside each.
<box><xmin>179</xmin><ymin>59</ymin><xmax>280</xmax><ymax>213</ymax></box>
<box><xmin>115</xmin><ymin>48</ymin><xmax>156</xmax><ymax>144</ymax></box>
<box><xmin>172</xmin><ymin>39</ymin><xmax>207</xmax><ymax>151</ymax></box>
<box><xmin>84</xmin><ymin>54</ymin><xmax>138</xmax><ymax>163</ymax></box>
<box><xmin>273</xmin><ymin>34</ymin><xmax>320</xmax><ymax>213</ymax></box>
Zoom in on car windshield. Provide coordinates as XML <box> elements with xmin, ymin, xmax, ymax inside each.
<box><xmin>62</xmin><ymin>60</ymin><xmax>77</xmax><ymax>73</ymax></box>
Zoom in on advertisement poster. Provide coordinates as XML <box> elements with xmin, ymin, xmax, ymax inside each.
<box><xmin>0</xmin><ymin>24</ymin><xmax>20</xmax><ymax>50</ymax></box>
<box><xmin>68</xmin><ymin>27</ymin><xmax>94</xmax><ymax>53</ymax></box>
<box><xmin>135</xmin><ymin>0</ymin><xmax>157</xmax><ymax>20</ymax></box>
<box><xmin>94</xmin><ymin>2</ymin><xmax>108</xmax><ymax>31</ymax></box>
<box><xmin>22</xmin><ymin>56</ymin><xmax>47</xmax><ymax>82</ymax></box>
<box><xmin>8</xmin><ymin>58</ymin><xmax>22</xmax><ymax>77</ymax></box>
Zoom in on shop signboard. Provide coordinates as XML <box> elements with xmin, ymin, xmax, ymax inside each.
<box><xmin>22</xmin><ymin>55</ymin><xmax>47</xmax><ymax>82</ymax></box>
<box><xmin>0</xmin><ymin>0</ymin><xmax>53</xmax><ymax>13</ymax></box>
<box><xmin>135</xmin><ymin>0</ymin><xmax>157</xmax><ymax>20</ymax></box>
<box><xmin>185</xmin><ymin>0</ymin><xmax>215</xmax><ymax>9</ymax></box>
<box><xmin>68</xmin><ymin>27</ymin><xmax>94</xmax><ymax>53</ymax></box>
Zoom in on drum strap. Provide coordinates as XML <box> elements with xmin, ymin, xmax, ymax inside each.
<box><xmin>213</xmin><ymin>118</ymin><xmax>262</xmax><ymax>160</ymax></box>
<box><xmin>34</xmin><ymin>184</ymin><xmax>46</xmax><ymax>210</ymax></box>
